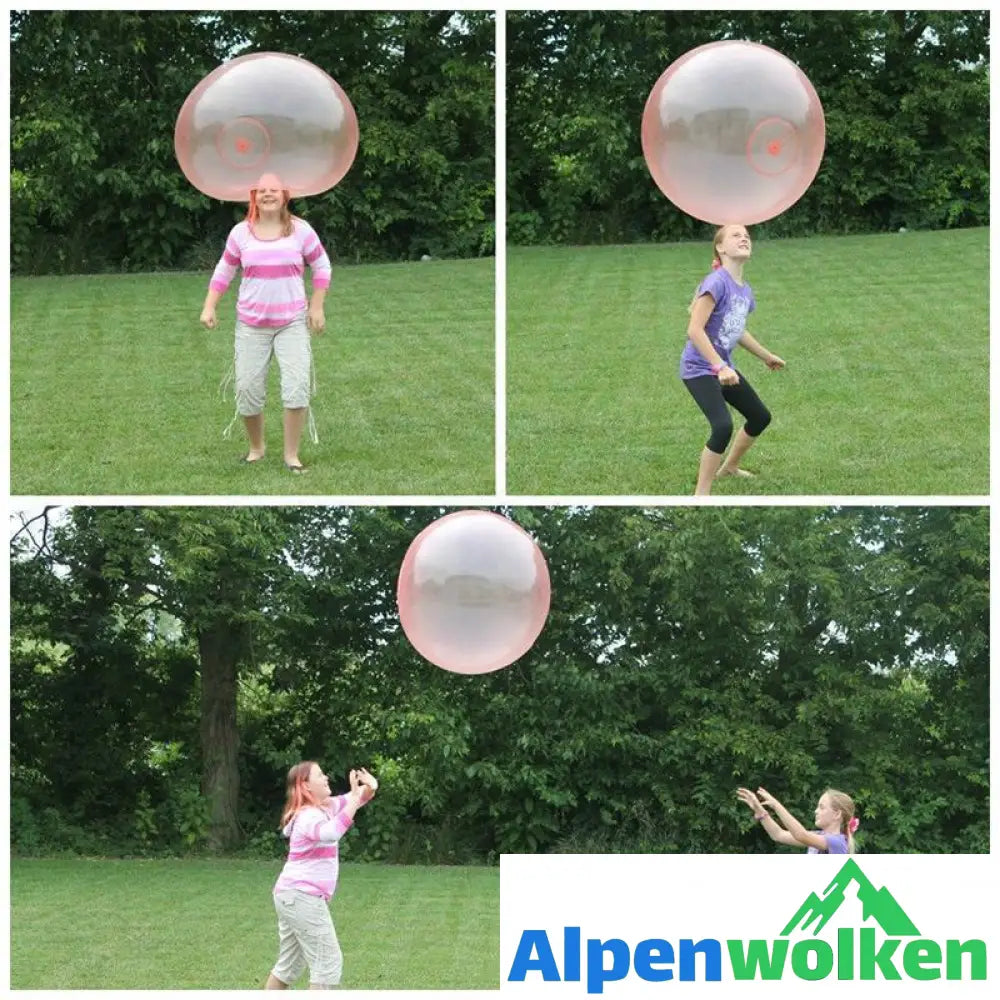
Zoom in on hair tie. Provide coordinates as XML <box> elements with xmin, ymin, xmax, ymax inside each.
<box><xmin>711</xmin><ymin>260</ymin><xmax>722</xmax><ymax>269</ymax></box>
<box><xmin>848</xmin><ymin>817</ymin><xmax>860</xmax><ymax>834</ymax></box>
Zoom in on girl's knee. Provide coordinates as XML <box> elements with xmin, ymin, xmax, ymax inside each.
<box><xmin>707</xmin><ymin>416</ymin><xmax>734</xmax><ymax>453</ymax></box>
<box><xmin>236</xmin><ymin>385</ymin><xmax>266</xmax><ymax>416</ymax></box>
<box><xmin>747</xmin><ymin>408</ymin><xmax>772</xmax><ymax>437</ymax></box>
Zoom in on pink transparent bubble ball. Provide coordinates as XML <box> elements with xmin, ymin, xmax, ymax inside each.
<box><xmin>396</xmin><ymin>511</ymin><xmax>552</xmax><ymax>676</ymax></box>
<box><xmin>642</xmin><ymin>41</ymin><xmax>825</xmax><ymax>225</ymax></box>
<box><xmin>175</xmin><ymin>52</ymin><xmax>359</xmax><ymax>201</ymax></box>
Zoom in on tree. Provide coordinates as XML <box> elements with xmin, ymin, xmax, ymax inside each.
<box><xmin>11</xmin><ymin>10</ymin><xmax>495</xmax><ymax>273</ymax></box>
<box><xmin>507</xmin><ymin>9</ymin><xmax>989</xmax><ymax>244</ymax></box>
<box><xmin>11</xmin><ymin>505</ymin><xmax>987</xmax><ymax>856</ymax></box>
<box><xmin>12</xmin><ymin>506</ymin><xmax>299</xmax><ymax>850</ymax></box>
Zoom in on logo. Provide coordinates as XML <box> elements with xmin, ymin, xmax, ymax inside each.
<box><xmin>506</xmin><ymin>859</ymin><xmax>988</xmax><ymax>992</ymax></box>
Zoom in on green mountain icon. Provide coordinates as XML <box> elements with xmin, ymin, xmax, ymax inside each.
<box><xmin>781</xmin><ymin>859</ymin><xmax>921</xmax><ymax>937</ymax></box>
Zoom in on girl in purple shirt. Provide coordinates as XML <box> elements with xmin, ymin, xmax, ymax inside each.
<box><xmin>681</xmin><ymin>224</ymin><xmax>786</xmax><ymax>495</ymax></box>
<box><xmin>737</xmin><ymin>786</ymin><xmax>858</xmax><ymax>854</ymax></box>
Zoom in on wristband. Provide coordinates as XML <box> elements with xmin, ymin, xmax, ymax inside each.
<box><xmin>754</xmin><ymin>813</ymin><xmax>767</xmax><ymax>822</ymax></box>
<box><xmin>711</xmin><ymin>363</ymin><xmax>724</xmax><ymax>375</ymax></box>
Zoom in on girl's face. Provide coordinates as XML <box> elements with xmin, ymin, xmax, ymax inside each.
<box><xmin>256</xmin><ymin>185</ymin><xmax>283</xmax><ymax>211</ymax></box>
<box><xmin>717</xmin><ymin>225</ymin><xmax>752</xmax><ymax>261</ymax></box>
<box><xmin>814</xmin><ymin>793</ymin><xmax>841</xmax><ymax>830</ymax></box>
<box><xmin>254</xmin><ymin>173</ymin><xmax>285</xmax><ymax>212</ymax></box>
<box><xmin>306</xmin><ymin>764</ymin><xmax>332</xmax><ymax>802</ymax></box>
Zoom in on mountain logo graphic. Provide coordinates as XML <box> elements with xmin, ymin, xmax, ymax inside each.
<box><xmin>781</xmin><ymin>858</ymin><xmax>921</xmax><ymax>937</ymax></box>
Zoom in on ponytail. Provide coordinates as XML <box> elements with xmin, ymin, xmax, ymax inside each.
<box><xmin>825</xmin><ymin>788</ymin><xmax>858</xmax><ymax>855</ymax></box>
<box><xmin>687</xmin><ymin>227</ymin><xmax>728</xmax><ymax>313</ymax></box>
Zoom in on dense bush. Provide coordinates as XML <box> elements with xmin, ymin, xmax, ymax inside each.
<box><xmin>11</xmin><ymin>507</ymin><xmax>988</xmax><ymax>860</ymax></box>
<box><xmin>10</xmin><ymin>10</ymin><xmax>494</xmax><ymax>275</ymax></box>
<box><xmin>508</xmin><ymin>10</ymin><xmax>989</xmax><ymax>244</ymax></box>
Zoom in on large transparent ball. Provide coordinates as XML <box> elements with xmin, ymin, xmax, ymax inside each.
<box><xmin>175</xmin><ymin>52</ymin><xmax>359</xmax><ymax>201</ymax></box>
<box><xmin>642</xmin><ymin>41</ymin><xmax>825</xmax><ymax>225</ymax></box>
<box><xmin>396</xmin><ymin>511</ymin><xmax>551</xmax><ymax>675</ymax></box>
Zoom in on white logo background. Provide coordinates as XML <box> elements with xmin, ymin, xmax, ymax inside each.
<box><xmin>501</xmin><ymin>855</ymin><xmax>996</xmax><ymax>995</ymax></box>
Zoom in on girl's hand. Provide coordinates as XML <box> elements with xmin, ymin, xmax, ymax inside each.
<box><xmin>200</xmin><ymin>306</ymin><xmax>217</xmax><ymax>329</ymax></box>
<box><xmin>347</xmin><ymin>769</ymin><xmax>367</xmax><ymax>806</ymax></box>
<box><xmin>307</xmin><ymin>306</ymin><xmax>325</xmax><ymax>334</ymax></box>
<box><xmin>736</xmin><ymin>787</ymin><xmax>764</xmax><ymax>813</ymax></box>
<box><xmin>765</xmin><ymin>353</ymin><xmax>785</xmax><ymax>371</ymax></box>
<box><xmin>357</xmin><ymin>767</ymin><xmax>379</xmax><ymax>793</ymax></box>
<box><xmin>756</xmin><ymin>787</ymin><xmax>779</xmax><ymax>809</ymax></box>
<box><xmin>356</xmin><ymin>767</ymin><xmax>378</xmax><ymax>804</ymax></box>
<box><xmin>718</xmin><ymin>365</ymin><xmax>740</xmax><ymax>386</ymax></box>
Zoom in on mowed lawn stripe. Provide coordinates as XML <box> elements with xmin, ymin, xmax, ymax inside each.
<box><xmin>507</xmin><ymin>228</ymin><xmax>987</xmax><ymax>496</ymax></box>
<box><xmin>11</xmin><ymin>258</ymin><xmax>494</xmax><ymax>496</ymax></box>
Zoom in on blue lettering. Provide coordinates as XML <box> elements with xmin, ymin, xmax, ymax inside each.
<box><xmin>564</xmin><ymin>926</ymin><xmax>581</xmax><ymax>981</ymax></box>
<box><xmin>507</xmin><ymin>930</ymin><xmax>561</xmax><ymax>983</ymax></box>
<box><xmin>634</xmin><ymin>939</ymin><xmax>674</xmax><ymax>982</ymax></box>
<box><xmin>680</xmin><ymin>938</ymin><xmax>722</xmax><ymax>981</ymax></box>
<box><xmin>586</xmin><ymin>937</ymin><xmax>631</xmax><ymax>994</ymax></box>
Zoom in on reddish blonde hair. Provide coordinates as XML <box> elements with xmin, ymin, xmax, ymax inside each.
<box><xmin>246</xmin><ymin>185</ymin><xmax>295</xmax><ymax>238</ymax></box>
<box><xmin>280</xmin><ymin>760</ymin><xmax>321</xmax><ymax>827</ymax></box>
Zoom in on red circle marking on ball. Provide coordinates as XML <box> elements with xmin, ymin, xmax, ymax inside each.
<box><xmin>768</xmin><ymin>140</ymin><xmax>782</xmax><ymax>156</ymax></box>
<box><xmin>235</xmin><ymin>138</ymin><xmax>251</xmax><ymax>153</ymax></box>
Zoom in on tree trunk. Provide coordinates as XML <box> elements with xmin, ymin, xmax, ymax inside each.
<box><xmin>198</xmin><ymin>621</ymin><xmax>244</xmax><ymax>851</ymax></box>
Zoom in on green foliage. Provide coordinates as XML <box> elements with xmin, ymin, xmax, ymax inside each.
<box><xmin>10</xmin><ymin>506</ymin><xmax>989</xmax><ymax>858</ymax></box>
<box><xmin>11</xmin><ymin>10</ymin><xmax>494</xmax><ymax>274</ymax></box>
<box><xmin>508</xmin><ymin>10</ymin><xmax>989</xmax><ymax>244</ymax></box>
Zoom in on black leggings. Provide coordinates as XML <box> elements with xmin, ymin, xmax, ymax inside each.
<box><xmin>684</xmin><ymin>373</ymin><xmax>772</xmax><ymax>454</ymax></box>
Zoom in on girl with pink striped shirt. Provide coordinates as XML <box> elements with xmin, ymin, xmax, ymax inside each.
<box><xmin>265</xmin><ymin>761</ymin><xmax>378</xmax><ymax>989</ymax></box>
<box><xmin>200</xmin><ymin>173</ymin><xmax>332</xmax><ymax>474</ymax></box>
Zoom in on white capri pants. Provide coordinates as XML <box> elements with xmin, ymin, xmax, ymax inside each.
<box><xmin>234</xmin><ymin>317</ymin><xmax>312</xmax><ymax>415</ymax></box>
<box><xmin>271</xmin><ymin>889</ymin><xmax>343</xmax><ymax>987</ymax></box>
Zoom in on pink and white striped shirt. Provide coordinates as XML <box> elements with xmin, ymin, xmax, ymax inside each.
<box><xmin>210</xmin><ymin>218</ymin><xmax>332</xmax><ymax>328</ymax></box>
<box><xmin>273</xmin><ymin>798</ymin><xmax>354</xmax><ymax>901</ymax></box>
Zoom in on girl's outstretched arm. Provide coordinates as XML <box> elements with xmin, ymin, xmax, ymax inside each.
<box><xmin>737</xmin><ymin>787</ymin><xmax>798</xmax><ymax>846</ymax></box>
<box><xmin>756</xmin><ymin>788</ymin><xmax>828</xmax><ymax>851</ymax></box>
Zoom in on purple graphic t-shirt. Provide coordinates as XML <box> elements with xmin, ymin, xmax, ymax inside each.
<box><xmin>807</xmin><ymin>832</ymin><xmax>849</xmax><ymax>855</ymax></box>
<box><xmin>679</xmin><ymin>267</ymin><xmax>756</xmax><ymax>380</ymax></box>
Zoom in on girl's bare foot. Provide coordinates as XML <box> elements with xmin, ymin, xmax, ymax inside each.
<box><xmin>716</xmin><ymin>467</ymin><xmax>755</xmax><ymax>479</ymax></box>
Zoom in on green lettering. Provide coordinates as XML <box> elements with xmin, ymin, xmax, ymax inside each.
<box><xmin>837</xmin><ymin>927</ymin><xmax>854</xmax><ymax>979</ymax></box>
<box><xmin>902</xmin><ymin>940</ymin><xmax>941</xmax><ymax>980</ymax></box>
<box><xmin>727</xmin><ymin>939</ymin><xmax>788</xmax><ymax>980</ymax></box>
<box><xmin>791</xmin><ymin>940</ymin><xmax>834</xmax><ymax>980</ymax></box>
<box><xmin>946</xmin><ymin>939</ymin><xmax>987</xmax><ymax>980</ymax></box>
<box><xmin>860</xmin><ymin>928</ymin><xmax>901</xmax><ymax>980</ymax></box>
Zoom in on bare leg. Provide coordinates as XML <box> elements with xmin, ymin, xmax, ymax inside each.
<box><xmin>694</xmin><ymin>447</ymin><xmax>724</xmax><ymax>496</ymax></box>
<box><xmin>717</xmin><ymin>428</ymin><xmax>758</xmax><ymax>478</ymax></box>
<box><xmin>265</xmin><ymin>973</ymin><xmax>289</xmax><ymax>989</ymax></box>
<box><xmin>243</xmin><ymin>414</ymin><xmax>265</xmax><ymax>461</ymax></box>
<box><xmin>283</xmin><ymin>407</ymin><xmax>308</xmax><ymax>468</ymax></box>
<box><xmin>695</xmin><ymin>447</ymin><xmax>725</xmax><ymax>496</ymax></box>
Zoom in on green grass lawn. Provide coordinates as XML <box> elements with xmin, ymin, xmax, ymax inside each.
<box><xmin>507</xmin><ymin>228</ymin><xmax>989</xmax><ymax>496</ymax></box>
<box><xmin>10</xmin><ymin>258</ymin><xmax>494</xmax><ymax>496</ymax></box>
<box><xmin>10</xmin><ymin>858</ymin><xmax>499</xmax><ymax>989</ymax></box>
